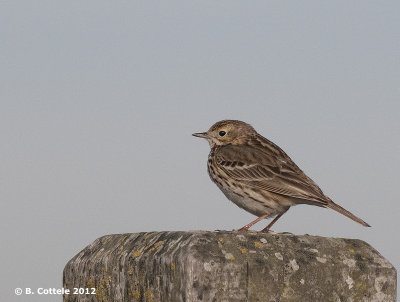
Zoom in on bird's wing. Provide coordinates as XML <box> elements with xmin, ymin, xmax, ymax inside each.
<box><xmin>215</xmin><ymin>144</ymin><xmax>329</xmax><ymax>205</ymax></box>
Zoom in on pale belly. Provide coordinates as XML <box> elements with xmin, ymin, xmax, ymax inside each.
<box><xmin>214</xmin><ymin>180</ymin><xmax>295</xmax><ymax>218</ymax></box>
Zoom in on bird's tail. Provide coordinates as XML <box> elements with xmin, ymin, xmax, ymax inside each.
<box><xmin>327</xmin><ymin>200</ymin><xmax>371</xmax><ymax>227</ymax></box>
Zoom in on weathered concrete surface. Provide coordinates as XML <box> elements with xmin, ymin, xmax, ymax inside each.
<box><xmin>63</xmin><ymin>231</ymin><xmax>396</xmax><ymax>302</ymax></box>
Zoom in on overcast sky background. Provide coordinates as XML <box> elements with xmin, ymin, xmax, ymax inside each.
<box><xmin>1</xmin><ymin>1</ymin><xmax>399</xmax><ymax>301</ymax></box>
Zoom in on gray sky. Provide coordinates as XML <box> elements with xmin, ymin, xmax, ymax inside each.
<box><xmin>1</xmin><ymin>1</ymin><xmax>399</xmax><ymax>301</ymax></box>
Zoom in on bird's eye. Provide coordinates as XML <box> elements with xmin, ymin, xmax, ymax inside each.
<box><xmin>219</xmin><ymin>130</ymin><xmax>226</xmax><ymax>137</ymax></box>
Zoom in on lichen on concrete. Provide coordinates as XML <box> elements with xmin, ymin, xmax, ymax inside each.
<box><xmin>63</xmin><ymin>231</ymin><xmax>397</xmax><ymax>302</ymax></box>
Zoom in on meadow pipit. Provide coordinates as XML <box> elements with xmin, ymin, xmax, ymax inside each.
<box><xmin>193</xmin><ymin>120</ymin><xmax>370</xmax><ymax>232</ymax></box>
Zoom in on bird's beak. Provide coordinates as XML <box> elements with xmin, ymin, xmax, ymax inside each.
<box><xmin>192</xmin><ymin>132</ymin><xmax>209</xmax><ymax>139</ymax></box>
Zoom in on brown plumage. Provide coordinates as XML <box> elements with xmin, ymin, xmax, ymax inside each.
<box><xmin>193</xmin><ymin>120</ymin><xmax>370</xmax><ymax>232</ymax></box>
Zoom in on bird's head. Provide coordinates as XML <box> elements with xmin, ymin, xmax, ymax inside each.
<box><xmin>193</xmin><ymin>120</ymin><xmax>256</xmax><ymax>147</ymax></box>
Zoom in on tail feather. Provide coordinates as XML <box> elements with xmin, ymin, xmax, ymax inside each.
<box><xmin>327</xmin><ymin>201</ymin><xmax>370</xmax><ymax>227</ymax></box>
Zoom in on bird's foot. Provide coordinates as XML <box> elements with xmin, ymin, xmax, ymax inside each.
<box><xmin>260</xmin><ymin>228</ymin><xmax>278</xmax><ymax>234</ymax></box>
<box><xmin>237</xmin><ymin>226</ymin><xmax>250</xmax><ymax>232</ymax></box>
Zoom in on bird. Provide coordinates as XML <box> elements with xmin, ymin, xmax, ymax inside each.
<box><xmin>193</xmin><ymin>120</ymin><xmax>370</xmax><ymax>232</ymax></box>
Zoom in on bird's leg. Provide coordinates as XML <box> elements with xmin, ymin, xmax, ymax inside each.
<box><xmin>238</xmin><ymin>213</ymin><xmax>269</xmax><ymax>232</ymax></box>
<box><xmin>261</xmin><ymin>207</ymin><xmax>290</xmax><ymax>233</ymax></box>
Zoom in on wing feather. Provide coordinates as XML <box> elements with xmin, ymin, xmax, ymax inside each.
<box><xmin>215</xmin><ymin>143</ymin><xmax>329</xmax><ymax>205</ymax></box>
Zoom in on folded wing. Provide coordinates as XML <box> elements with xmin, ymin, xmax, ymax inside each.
<box><xmin>215</xmin><ymin>144</ymin><xmax>329</xmax><ymax>206</ymax></box>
